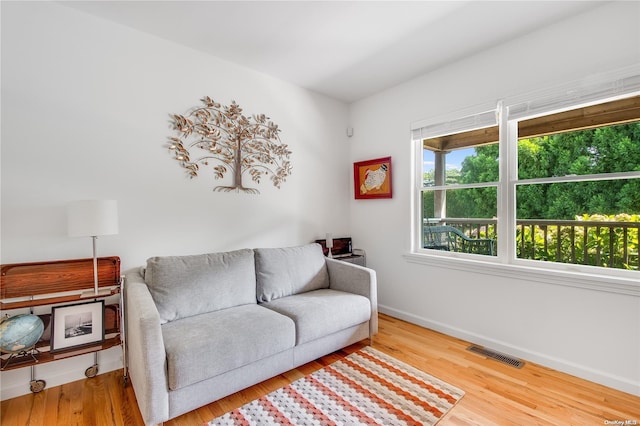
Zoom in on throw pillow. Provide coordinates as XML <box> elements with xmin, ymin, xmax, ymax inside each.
<box><xmin>145</xmin><ymin>249</ymin><xmax>256</xmax><ymax>323</ymax></box>
<box><xmin>255</xmin><ymin>243</ymin><xmax>329</xmax><ymax>302</ymax></box>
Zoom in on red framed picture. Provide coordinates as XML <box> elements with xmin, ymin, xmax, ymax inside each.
<box><xmin>353</xmin><ymin>156</ymin><xmax>392</xmax><ymax>199</ymax></box>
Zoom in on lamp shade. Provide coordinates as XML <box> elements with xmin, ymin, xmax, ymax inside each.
<box><xmin>67</xmin><ymin>200</ymin><xmax>119</xmax><ymax>237</ymax></box>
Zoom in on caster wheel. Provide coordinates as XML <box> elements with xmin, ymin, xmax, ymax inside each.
<box><xmin>30</xmin><ymin>379</ymin><xmax>46</xmax><ymax>393</ymax></box>
<box><xmin>85</xmin><ymin>365</ymin><xmax>99</xmax><ymax>378</ymax></box>
<box><xmin>122</xmin><ymin>375</ymin><xmax>129</xmax><ymax>387</ymax></box>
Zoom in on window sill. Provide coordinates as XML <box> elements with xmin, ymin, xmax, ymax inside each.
<box><xmin>403</xmin><ymin>252</ymin><xmax>640</xmax><ymax>297</ymax></box>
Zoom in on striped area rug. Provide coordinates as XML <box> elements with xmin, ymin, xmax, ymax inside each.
<box><xmin>208</xmin><ymin>346</ymin><xmax>464</xmax><ymax>425</ymax></box>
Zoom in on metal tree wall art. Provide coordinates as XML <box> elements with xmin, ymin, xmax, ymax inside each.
<box><xmin>168</xmin><ymin>97</ymin><xmax>292</xmax><ymax>193</ymax></box>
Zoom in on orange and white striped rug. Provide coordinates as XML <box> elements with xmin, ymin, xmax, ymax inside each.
<box><xmin>208</xmin><ymin>346</ymin><xmax>464</xmax><ymax>425</ymax></box>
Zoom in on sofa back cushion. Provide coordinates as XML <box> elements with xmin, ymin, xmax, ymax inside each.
<box><xmin>255</xmin><ymin>243</ymin><xmax>329</xmax><ymax>302</ymax></box>
<box><xmin>145</xmin><ymin>249</ymin><xmax>256</xmax><ymax>323</ymax></box>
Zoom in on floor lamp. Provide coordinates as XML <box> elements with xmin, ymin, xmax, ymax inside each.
<box><xmin>68</xmin><ymin>200</ymin><xmax>119</xmax><ymax>296</ymax></box>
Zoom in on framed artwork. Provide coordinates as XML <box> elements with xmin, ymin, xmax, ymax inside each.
<box><xmin>353</xmin><ymin>156</ymin><xmax>392</xmax><ymax>199</ymax></box>
<box><xmin>50</xmin><ymin>300</ymin><xmax>105</xmax><ymax>352</ymax></box>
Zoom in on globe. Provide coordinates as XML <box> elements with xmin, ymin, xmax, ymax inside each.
<box><xmin>0</xmin><ymin>314</ymin><xmax>44</xmax><ymax>354</ymax></box>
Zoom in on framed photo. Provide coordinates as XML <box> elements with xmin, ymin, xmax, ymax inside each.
<box><xmin>354</xmin><ymin>156</ymin><xmax>392</xmax><ymax>199</ymax></box>
<box><xmin>50</xmin><ymin>300</ymin><xmax>105</xmax><ymax>352</ymax></box>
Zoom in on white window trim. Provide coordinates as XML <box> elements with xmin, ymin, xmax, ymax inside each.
<box><xmin>411</xmin><ymin>101</ymin><xmax>499</xmax><ymax>141</ymax></box>
<box><xmin>410</xmin><ymin>66</ymin><xmax>640</xmax><ymax>295</ymax></box>
<box><xmin>517</xmin><ymin>171</ymin><xmax>640</xmax><ymax>186</ymax></box>
<box><xmin>402</xmin><ymin>252</ymin><xmax>640</xmax><ymax>297</ymax></box>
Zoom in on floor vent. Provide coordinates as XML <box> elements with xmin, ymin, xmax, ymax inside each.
<box><xmin>467</xmin><ymin>345</ymin><xmax>525</xmax><ymax>369</ymax></box>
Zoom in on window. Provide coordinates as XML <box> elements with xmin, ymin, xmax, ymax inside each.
<box><xmin>420</xmin><ymin>122</ymin><xmax>499</xmax><ymax>257</ymax></box>
<box><xmin>412</xmin><ymin>79</ymin><xmax>640</xmax><ymax>280</ymax></box>
<box><xmin>514</xmin><ymin>101</ymin><xmax>640</xmax><ymax>271</ymax></box>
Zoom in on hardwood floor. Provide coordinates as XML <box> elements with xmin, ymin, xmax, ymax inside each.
<box><xmin>2</xmin><ymin>313</ymin><xmax>639</xmax><ymax>425</ymax></box>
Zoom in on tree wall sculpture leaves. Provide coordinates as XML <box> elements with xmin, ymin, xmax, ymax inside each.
<box><xmin>168</xmin><ymin>97</ymin><xmax>292</xmax><ymax>194</ymax></box>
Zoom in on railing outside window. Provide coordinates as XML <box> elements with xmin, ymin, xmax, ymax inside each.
<box><xmin>423</xmin><ymin>218</ymin><xmax>640</xmax><ymax>271</ymax></box>
<box><xmin>516</xmin><ymin>219</ymin><xmax>639</xmax><ymax>270</ymax></box>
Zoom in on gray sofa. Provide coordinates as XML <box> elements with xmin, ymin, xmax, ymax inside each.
<box><xmin>125</xmin><ymin>243</ymin><xmax>378</xmax><ymax>426</ymax></box>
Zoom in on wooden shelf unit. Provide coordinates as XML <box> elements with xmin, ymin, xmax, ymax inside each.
<box><xmin>0</xmin><ymin>256</ymin><xmax>126</xmax><ymax>391</ymax></box>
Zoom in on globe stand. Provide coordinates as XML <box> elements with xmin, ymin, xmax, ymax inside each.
<box><xmin>1</xmin><ymin>346</ymin><xmax>41</xmax><ymax>371</ymax></box>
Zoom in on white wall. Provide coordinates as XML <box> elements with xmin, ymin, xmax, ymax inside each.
<box><xmin>348</xmin><ymin>1</ymin><xmax>640</xmax><ymax>396</ymax></box>
<box><xmin>0</xmin><ymin>2</ymin><xmax>350</xmax><ymax>399</ymax></box>
<box><xmin>3</xmin><ymin>0</ymin><xmax>639</xmax><ymax>403</ymax></box>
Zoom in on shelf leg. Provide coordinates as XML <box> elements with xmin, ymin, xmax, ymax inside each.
<box><xmin>120</xmin><ymin>275</ymin><xmax>128</xmax><ymax>387</ymax></box>
<box><xmin>29</xmin><ymin>365</ymin><xmax>46</xmax><ymax>393</ymax></box>
<box><xmin>85</xmin><ymin>352</ymin><xmax>99</xmax><ymax>378</ymax></box>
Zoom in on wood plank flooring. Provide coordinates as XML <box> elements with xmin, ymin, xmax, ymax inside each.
<box><xmin>2</xmin><ymin>313</ymin><xmax>639</xmax><ymax>425</ymax></box>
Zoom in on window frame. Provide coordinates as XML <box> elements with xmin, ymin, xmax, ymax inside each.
<box><xmin>409</xmin><ymin>69</ymin><xmax>640</xmax><ymax>295</ymax></box>
<box><xmin>412</xmin><ymin>103</ymin><xmax>502</xmax><ymax>259</ymax></box>
<box><xmin>508</xmin><ymin>98</ymin><xmax>640</xmax><ymax>278</ymax></box>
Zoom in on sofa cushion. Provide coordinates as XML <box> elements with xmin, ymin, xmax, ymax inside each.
<box><xmin>145</xmin><ymin>249</ymin><xmax>256</xmax><ymax>323</ymax></box>
<box><xmin>260</xmin><ymin>289</ymin><xmax>371</xmax><ymax>345</ymax></box>
<box><xmin>162</xmin><ymin>304</ymin><xmax>295</xmax><ymax>391</ymax></box>
<box><xmin>255</xmin><ymin>243</ymin><xmax>329</xmax><ymax>302</ymax></box>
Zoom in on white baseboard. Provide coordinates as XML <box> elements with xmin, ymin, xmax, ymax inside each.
<box><xmin>0</xmin><ymin>349</ymin><xmax>123</xmax><ymax>401</ymax></box>
<box><xmin>379</xmin><ymin>304</ymin><xmax>640</xmax><ymax>397</ymax></box>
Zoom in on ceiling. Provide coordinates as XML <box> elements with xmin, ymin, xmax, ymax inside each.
<box><xmin>61</xmin><ymin>1</ymin><xmax>605</xmax><ymax>103</ymax></box>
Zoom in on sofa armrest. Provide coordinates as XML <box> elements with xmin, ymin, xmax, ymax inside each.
<box><xmin>124</xmin><ymin>268</ymin><xmax>169</xmax><ymax>426</ymax></box>
<box><xmin>326</xmin><ymin>258</ymin><xmax>378</xmax><ymax>337</ymax></box>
